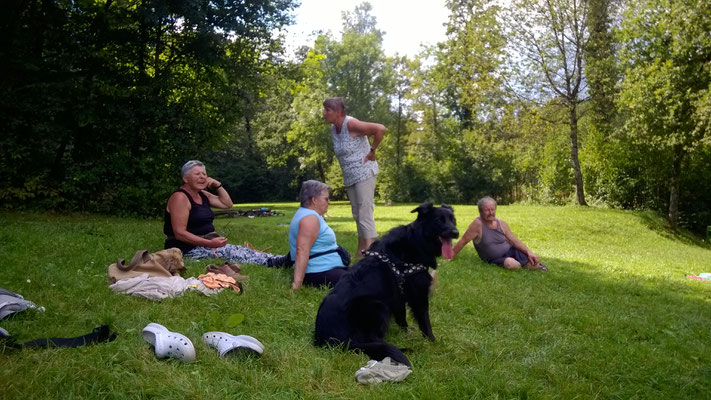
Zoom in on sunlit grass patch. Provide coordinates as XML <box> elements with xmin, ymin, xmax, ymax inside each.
<box><xmin>0</xmin><ymin>204</ymin><xmax>710</xmax><ymax>399</ymax></box>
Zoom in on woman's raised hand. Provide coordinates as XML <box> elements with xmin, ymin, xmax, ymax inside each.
<box><xmin>205</xmin><ymin>177</ymin><xmax>222</xmax><ymax>189</ymax></box>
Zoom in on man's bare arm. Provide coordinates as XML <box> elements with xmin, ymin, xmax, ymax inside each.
<box><xmin>452</xmin><ymin>219</ymin><xmax>481</xmax><ymax>258</ymax></box>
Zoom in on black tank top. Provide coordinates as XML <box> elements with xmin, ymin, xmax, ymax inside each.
<box><xmin>163</xmin><ymin>188</ymin><xmax>216</xmax><ymax>253</ymax></box>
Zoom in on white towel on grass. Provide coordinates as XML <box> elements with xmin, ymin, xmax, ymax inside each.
<box><xmin>109</xmin><ymin>273</ymin><xmax>219</xmax><ymax>301</ymax></box>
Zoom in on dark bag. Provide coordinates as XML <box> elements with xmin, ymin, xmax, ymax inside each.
<box><xmin>289</xmin><ymin>245</ymin><xmax>351</xmax><ymax>267</ymax></box>
<box><xmin>332</xmin><ymin>245</ymin><xmax>351</xmax><ymax>267</ymax></box>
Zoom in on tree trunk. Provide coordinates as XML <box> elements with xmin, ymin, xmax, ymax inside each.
<box><xmin>244</xmin><ymin>114</ymin><xmax>252</xmax><ymax>141</ymax></box>
<box><xmin>568</xmin><ymin>105</ymin><xmax>587</xmax><ymax>206</ymax></box>
<box><xmin>396</xmin><ymin>93</ymin><xmax>402</xmax><ymax>170</ymax></box>
<box><xmin>431</xmin><ymin>97</ymin><xmax>439</xmax><ymax>161</ymax></box>
<box><xmin>316</xmin><ymin>160</ymin><xmax>326</xmax><ymax>183</ymax></box>
<box><xmin>668</xmin><ymin>145</ymin><xmax>683</xmax><ymax>229</ymax></box>
<box><xmin>50</xmin><ymin>133</ymin><xmax>70</xmax><ymax>181</ymax></box>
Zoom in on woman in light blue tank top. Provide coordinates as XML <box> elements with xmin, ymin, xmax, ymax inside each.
<box><xmin>289</xmin><ymin>180</ymin><xmax>349</xmax><ymax>290</ymax></box>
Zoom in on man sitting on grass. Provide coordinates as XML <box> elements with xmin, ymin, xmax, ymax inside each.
<box><xmin>452</xmin><ymin>196</ymin><xmax>547</xmax><ymax>271</ymax></box>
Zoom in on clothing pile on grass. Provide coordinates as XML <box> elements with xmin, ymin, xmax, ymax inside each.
<box><xmin>108</xmin><ymin>248</ymin><xmax>247</xmax><ymax>301</ymax></box>
<box><xmin>0</xmin><ymin>288</ymin><xmax>263</xmax><ymax>361</ymax></box>
<box><xmin>108</xmin><ymin>252</ymin><xmax>264</xmax><ymax>362</ymax></box>
<box><xmin>687</xmin><ymin>272</ymin><xmax>711</xmax><ymax>281</ymax></box>
<box><xmin>1</xmin><ymin>288</ymin><xmax>116</xmax><ymax>350</ymax></box>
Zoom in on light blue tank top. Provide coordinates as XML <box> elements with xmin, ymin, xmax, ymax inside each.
<box><xmin>288</xmin><ymin>207</ymin><xmax>342</xmax><ymax>273</ymax></box>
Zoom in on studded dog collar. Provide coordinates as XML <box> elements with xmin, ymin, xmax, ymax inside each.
<box><xmin>362</xmin><ymin>250</ymin><xmax>429</xmax><ymax>294</ymax></box>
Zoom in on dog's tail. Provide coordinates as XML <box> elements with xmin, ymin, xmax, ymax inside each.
<box><xmin>348</xmin><ymin>341</ymin><xmax>411</xmax><ymax>367</ymax></box>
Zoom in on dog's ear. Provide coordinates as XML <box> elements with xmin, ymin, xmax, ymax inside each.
<box><xmin>411</xmin><ymin>202</ymin><xmax>434</xmax><ymax>214</ymax></box>
<box><xmin>441</xmin><ymin>203</ymin><xmax>453</xmax><ymax>212</ymax></box>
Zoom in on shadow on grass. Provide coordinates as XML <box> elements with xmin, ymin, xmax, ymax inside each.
<box><xmin>635</xmin><ymin>210</ymin><xmax>709</xmax><ymax>249</ymax></box>
<box><xmin>459</xmin><ymin>254</ymin><xmax>711</xmax><ymax>308</ymax></box>
<box><xmin>436</xmin><ymin>255</ymin><xmax>711</xmax><ymax>397</ymax></box>
<box><xmin>445</xmin><ymin>252</ymin><xmax>711</xmax><ymax>343</ymax></box>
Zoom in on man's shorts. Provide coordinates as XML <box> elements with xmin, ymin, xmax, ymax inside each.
<box><xmin>345</xmin><ymin>175</ymin><xmax>378</xmax><ymax>239</ymax></box>
<box><xmin>490</xmin><ymin>247</ymin><xmax>529</xmax><ymax>267</ymax></box>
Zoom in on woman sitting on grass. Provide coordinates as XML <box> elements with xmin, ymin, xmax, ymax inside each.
<box><xmin>289</xmin><ymin>180</ymin><xmax>349</xmax><ymax>291</ymax></box>
<box><xmin>164</xmin><ymin>160</ymin><xmax>289</xmax><ymax>267</ymax></box>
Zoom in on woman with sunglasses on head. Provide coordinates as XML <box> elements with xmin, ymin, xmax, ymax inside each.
<box><xmin>164</xmin><ymin>160</ymin><xmax>289</xmax><ymax>267</ymax></box>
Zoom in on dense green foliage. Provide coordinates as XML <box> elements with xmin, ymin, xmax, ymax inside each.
<box><xmin>0</xmin><ymin>0</ymin><xmax>297</xmax><ymax>214</ymax></box>
<box><xmin>504</xmin><ymin>0</ymin><xmax>590</xmax><ymax>206</ymax></box>
<box><xmin>616</xmin><ymin>0</ymin><xmax>711</xmax><ymax>229</ymax></box>
<box><xmin>1</xmin><ymin>205</ymin><xmax>710</xmax><ymax>398</ymax></box>
<box><xmin>2</xmin><ymin>0</ymin><xmax>710</xmax><ymax>233</ymax></box>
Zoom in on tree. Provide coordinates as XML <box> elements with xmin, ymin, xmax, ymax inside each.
<box><xmin>407</xmin><ymin>54</ymin><xmax>451</xmax><ymax>163</ymax></box>
<box><xmin>504</xmin><ymin>0</ymin><xmax>591</xmax><ymax>206</ymax></box>
<box><xmin>284</xmin><ymin>2</ymin><xmax>393</xmax><ymax>195</ymax></box>
<box><xmin>584</xmin><ymin>0</ymin><xmax>619</xmax><ymax>137</ymax></box>
<box><xmin>0</xmin><ymin>0</ymin><xmax>297</xmax><ymax>214</ymax></box>
<box><xmin>287</xmin><ymin>47</ymin><xmax>333</xmax><ymax>183</ymax></box>
<box><xmin>321</xmin><ymin>2</ymin><xmax>391</xmax><ymax>122</ymax></box>
<box><xmin>388</xmin><ymin>55</ymin><xmax>415</xmax><ymax>171</ymax></box>
<box><xmin>617</xmin><ymin>0</ymin><xmax>711</xmax><ymax>228</ymax></box>
<box><xmin>438</xmin><ymin>0</ymin><xmax>508</xmax><ymax>130</ymax></box>
<box><xmin>404</xmin><ymin>0</ymin><xmax>531</xmax><ymax>204</ymax></box>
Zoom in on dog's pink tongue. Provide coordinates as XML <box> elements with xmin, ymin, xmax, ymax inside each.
<box><xmin>441</xmin><ymin>238</ymin><xmax>454</xmax><ymax>260</ymax></box>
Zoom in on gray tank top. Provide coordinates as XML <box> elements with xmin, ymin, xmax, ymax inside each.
<box><xmin>473</xmin><ymin>217</ymin><xmax>512</xmax><ymax>262</ymax></box>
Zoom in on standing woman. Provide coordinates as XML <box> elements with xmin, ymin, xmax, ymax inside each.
<box><xmin>164</xmin><ymin>160</ymin><xmax>289</xmax><ymax>266</ymax></box>
<box><xmin>289</xmin><ymin>180</ymin><xmax>348</xmax><ymax>290</ymax></box>
<box><xmin>322</xmin><ymin>97</ymin><xmax>386</xmax><ymax>257</ymax></box>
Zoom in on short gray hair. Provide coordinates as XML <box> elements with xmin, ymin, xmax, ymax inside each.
<box><xmin>323</xmin><ymin>97</ymin><xmax>346</xmax><ymax>113</ymax></box>
<box><xmin>299</xmin><ymin>180</ymin><xmax>329</xmax><ymax>207</ymax></box>
<box><xmin>181</xmin><ymin>160</ymin><xmax>204</xmax><ymax>177</ymax></box>
<box><xmin>477</xmin><ymin>196</ymin><xmax>497</xmax><ymax>212</ymax></box>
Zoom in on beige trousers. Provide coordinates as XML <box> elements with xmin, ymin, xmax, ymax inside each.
<box><xmin>346</xmin><ymin>175</ymin><xmax>378</xmax><ymax>239</ymax></box>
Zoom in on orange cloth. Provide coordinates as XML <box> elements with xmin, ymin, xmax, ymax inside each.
<box><xmin>198</xmin><ymin>272</ymin><xmax>241</xmax><ymax>293</ymax></box>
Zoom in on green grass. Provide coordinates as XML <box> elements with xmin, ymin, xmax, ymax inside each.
<box><xmin>1</xmin><ymin>203</ymin><xmax>710</xmax><ymax>399</ymax></box>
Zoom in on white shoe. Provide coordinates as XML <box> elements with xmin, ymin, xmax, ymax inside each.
<box><xmin>202</xmin><ymin>331</ymin><xmax>264</xmax><ymax>357</ymax></box>
<box><xmin>354</xmin><ymin>357</ymin><xmax>412</xmax><ymax>385</ymax></box>
<box><xmin>141</xmin><ymin>323</ymin><xmax>196</xmax><ymax>363</ymax></box>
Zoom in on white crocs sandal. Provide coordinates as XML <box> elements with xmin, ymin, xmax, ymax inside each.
<box><xmin>202</xmin><ymin>331</ymin><xmax>264</xmax><ymax>357</ymax></box>
<box><xmin>142</xmin><ymin>323</ymin><xmax>196</xmax><ymax>363</ymax></box>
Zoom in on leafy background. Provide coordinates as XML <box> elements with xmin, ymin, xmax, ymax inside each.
<box><xmin>1</xmin><ymin>0</ymin><xmax>710</xmax><ymax>235</ymax></box>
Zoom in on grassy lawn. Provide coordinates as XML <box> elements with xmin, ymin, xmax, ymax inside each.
<box><xmin>1</xmin><ymin>203</ymin><xmax>710</xmax><ymax>399</ymax></box>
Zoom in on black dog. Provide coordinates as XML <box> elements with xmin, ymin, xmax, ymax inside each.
<box><xmin>314</xmin><ymin>203</ymin><xmax>459</xmax><ymax>367</ymax></box>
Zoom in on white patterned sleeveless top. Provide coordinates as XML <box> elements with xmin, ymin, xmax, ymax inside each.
<box><xmin>330</xmin><ymin>116</ymin><xmax>379</xmax><ymax>187</ymax></box>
